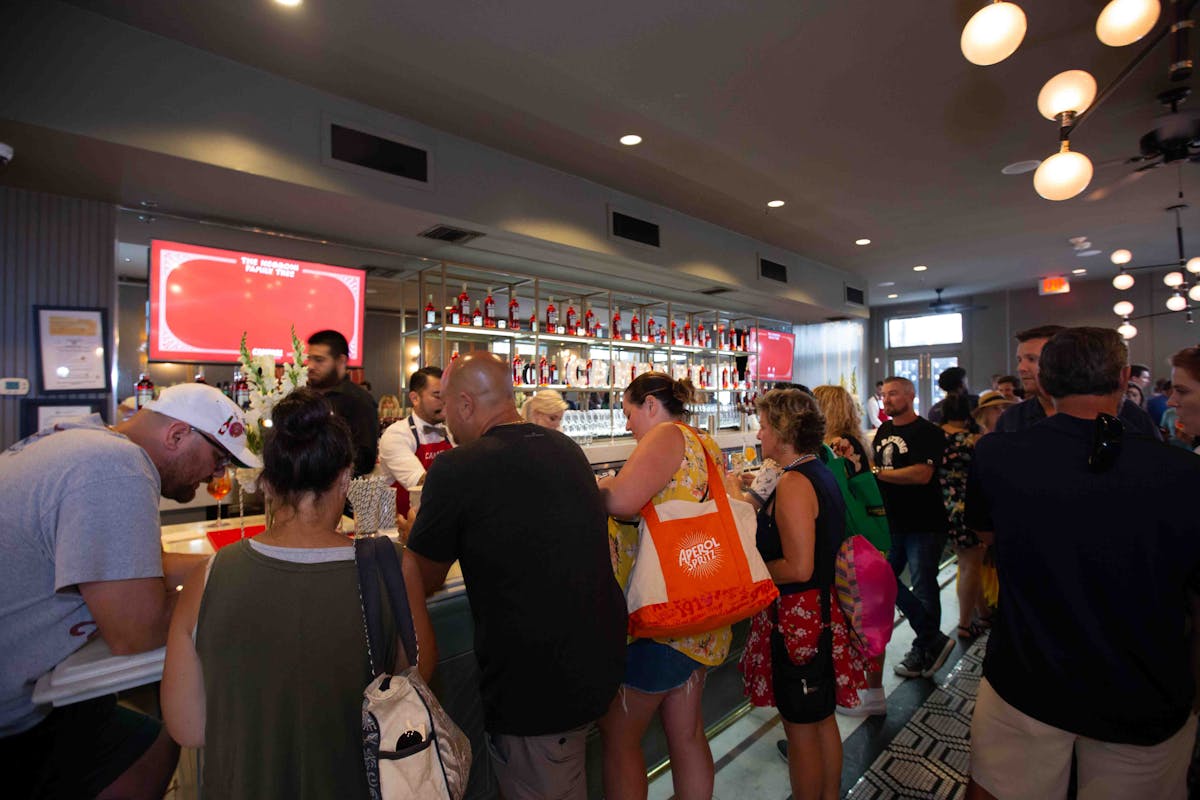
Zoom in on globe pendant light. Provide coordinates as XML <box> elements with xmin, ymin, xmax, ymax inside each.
<box><xmin>1118</xmin><ymin>320</ymin><xmax>1138</xmax><ymax>339</ymax></box>
<box><xmin>961</xmin><ymin>1</ymin><xmax>1028</xmax><ymax>65</ymax></box>
<box><xmin>1037</xmin><ymin>71</ymin><xmax>1098</xmax><ymax>120</ymax></box>
<box><xmin>1188</xmin><ymin>257</ymin><xmax>1200</xmax><ymax>274</ymax></box>
<box><xmin>1190</xmin><ymin>284</ymin><xmax>1200</xmax><ymax>302</ymax></box>
<box><xmin>1165</xmin><ymin>270</ymin><xmax>1185</xmax><ymax>287</ymax></box>
<box><xmin>1111</xmin><ymin>249</ymin><xmax>1133</xmax><ymax>265</ymax></box>
<box><xmin>1167</xmin><ymin>292</ymin><xmax>1188</xmax><ymax>311</ymax></box>
<box><xmin>1096</xmin><ymin>0</ymin><xmax>1161</xmax><ymax>47</ymax></box>
<box><xmin>1113</xmin><ymin>271</ymin><xmax>1136</xmax><ymax>290</ymax></box>
<box><xmin>1034</xmin><ymin>141</ymin><xmax>1094</xmax><ymax>200</ymax></box>
<box><xmin>1113</xmin><ymin>300</ymin><xmax>1135</xmax><ymax>316</ymax></box>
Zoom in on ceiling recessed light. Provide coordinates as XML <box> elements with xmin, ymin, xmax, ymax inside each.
<box><xmin>1077</xmin><ymin>249</ymin><xmax>1101</xmax><ymax>257</ymax></box>
<box><xmin>619</xmin><ymin>134</ymin><xmax>642</xmax><ymax>146</ymax></box>
<box><xmin>887</xmin><ymin>293</ymin><xmax>899</xmax><ymax>299</ymax></box>
<box><xmin>122</xmin><ymin>257</ymin><xmax>132</xmax><ymax>263</ymax></box>
<box><xmin>913</xmin><ymin>265</ymin><xmax>928</xmax><ymax>272</ymax></box>
<box><xmin>767</xmin><ymin>200</ymin><xmax>786</xmax><ymax>208</ymax></box>
<box><xmin>878</xmin><ymin>281</ymin><xmax>896</xmax><ymax>287</ymax></box>
<box><xmin>855</xmin><ymin>238</ymin><xmax>871</xmax><ymax>246</ymax></box>
<box><xmin>1072</xmin><ymin>268</ymin><xmax>1087</xmax><ymax>275</ymax></box>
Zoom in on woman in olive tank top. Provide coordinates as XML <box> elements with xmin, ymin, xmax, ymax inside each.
<box><xmin>162</xmin><ymin>389</ymin><xmax>435</xmax><ymax>800</ymax></box>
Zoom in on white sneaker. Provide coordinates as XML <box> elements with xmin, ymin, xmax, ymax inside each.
<box><xmin>836</xmin><ymin>688</ymin><xmax>887</xmax><ymax>717</ymax></box>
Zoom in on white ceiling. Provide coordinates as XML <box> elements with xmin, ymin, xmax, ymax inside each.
<box><xmin>46</xmin><ymin>0</ymin><xmax>1200</xmax><ymax>307</ymax></box>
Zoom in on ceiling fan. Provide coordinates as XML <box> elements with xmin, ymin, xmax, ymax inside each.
<box><xmin>929</xmin><ymin>287</ymin><xmax>988</xmax><ymax>314</ymax></box>
<box><xmin>1085</xmin><ymin>87</ymin><xmax>1200</xmax><ymax>201</ymax></box>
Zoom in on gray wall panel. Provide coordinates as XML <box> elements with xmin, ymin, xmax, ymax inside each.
<box><xmin>0</xmin><ymin>186</ymin><xmax>116</xmax><ymax>447</ymax></box>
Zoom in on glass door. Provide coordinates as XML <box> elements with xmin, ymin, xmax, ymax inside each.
<box><xmin>889</xmin><ymin>351</ymin><xmax>959</xmax><ymax>416</ymax></box>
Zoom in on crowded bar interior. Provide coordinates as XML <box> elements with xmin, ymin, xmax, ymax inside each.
<box><xmin>4</xmin><ymin>1</ymin><xmax>1200</xmax><ymax>798</ymax></box>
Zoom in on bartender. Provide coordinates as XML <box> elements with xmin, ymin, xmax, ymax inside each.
<box><xmin>378</xmin><ymin>366</ymin><xmax>454</xmax><ymax>516</ymax></box>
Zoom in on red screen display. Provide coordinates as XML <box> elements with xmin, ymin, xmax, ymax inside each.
<box><xmin>149</xmin><ymin>240</ymin><xmax>365</xmax><ymax>365</ymax></box>
<box><xmin>749</xmin><ymin>328</ymin><xmax>795</xmax><ymax>381</ymax></box>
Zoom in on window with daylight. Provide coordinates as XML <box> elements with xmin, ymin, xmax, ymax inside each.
<box><xmin>887</xmin><ymin>313</ymin><xmax>963</xmax><ymax>348</ymax></box>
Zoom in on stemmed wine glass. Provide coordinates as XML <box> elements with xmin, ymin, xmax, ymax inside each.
<box><xmin>207</xmin><ymin>467</ymin><xmax>232</xmax><ymax>528</ymax></box>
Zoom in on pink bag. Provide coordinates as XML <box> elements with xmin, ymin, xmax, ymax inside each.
<box><xmin>834</xmin><ymin>534</ymin><xmax>897</xmax><ymax>661</ymax></box>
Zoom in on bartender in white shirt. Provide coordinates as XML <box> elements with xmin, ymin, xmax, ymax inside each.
<box><xmin>378</xmin><ymin>366</ymin><xmax>454</xmax><ymax>516</ymax></box>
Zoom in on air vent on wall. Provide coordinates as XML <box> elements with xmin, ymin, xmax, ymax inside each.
<box><xmin>698</xmin><ymin>286</ymin><xmax>732</xmax><ymax>296</ymax></box>
<box><xmin>845</xmin><ymin>285</ymin><xmax>866</xmax><ymax>306</ymax></box>
<box><xmin>330</xmin><ymin>123</ymin><xmax>428</xmax><ymax>183</ymax></box>
<box><xmin>611</xmin><ymin>211</ymin><xmax>660</xmax><ymax>247</ymax></box>
<box><xmin>418</xmin><ymin>225</ymin><xmax>484</xmax><ymax>245</ymax></box>
<box><xmin>759</xmin><ymin>258</ymin><xmax>788</xmax><ymax>283</ymax></box>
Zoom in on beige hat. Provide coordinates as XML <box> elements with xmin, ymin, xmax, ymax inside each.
<box><xmin>144</xmin><ymin>383</ymin><xmax>262</xmax><ymax>468</ymax></box>
<box><xmin>972</xmin><ymin>390</ymin><xmax>1016</xmax><ymax>420</ymax></box>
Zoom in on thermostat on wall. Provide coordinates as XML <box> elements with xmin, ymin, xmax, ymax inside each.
<box><xmin>0</xmin><ymin>378</ymin><xmax>30</xmax><ymax>395</ymax></box>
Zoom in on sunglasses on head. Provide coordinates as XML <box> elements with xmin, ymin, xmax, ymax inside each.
<box><xmin>1087</xmin><ymin>413</ymin><xmax>1123</xmax><ymax>474</ymax></box>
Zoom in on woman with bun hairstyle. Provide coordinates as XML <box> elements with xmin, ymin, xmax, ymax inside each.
<box><xmin>162</xmin><ymin>388</ymin><xmax>435</xmax><ymax>799</ymax></box>
<box><xmin>597</xmin><ymin>372</ymin><xmax>729</xmax><ymax>800</ymax></box>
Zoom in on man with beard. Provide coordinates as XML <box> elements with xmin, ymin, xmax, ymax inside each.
<box><xmin>873</xmin><ymin>376</ymin><xmax>953</xmax><ymax>679</ymax></box>
<box><xmin>378</xmin><ymin>365</ymin><xmax>453</xmax><ymax>518</ymax></box>
<box><xmin>306</xmin><ymin>329</ymin><xmax>379</xmax><ymax>477</ymax></box>
<box><xmin>0</xmin><ymin>383</ymin><xmax>258</xmax><ymax>799</ymax></box>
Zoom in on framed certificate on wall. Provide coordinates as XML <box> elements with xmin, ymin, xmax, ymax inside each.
<box><xmin>34</xmin><ymin>306</ymin><xmax>112</xmax><ymax>393</ymax></box>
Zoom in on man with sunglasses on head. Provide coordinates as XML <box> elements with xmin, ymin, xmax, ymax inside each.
<box><xmin>0</xmin><ymin>383</ymin><xmax>259</xmax><ymax>800</ymax></box>
<box><xmin>964</xmin><ymin>327</ymin><xmax>1200</xmax><ymax>800</ymax></box>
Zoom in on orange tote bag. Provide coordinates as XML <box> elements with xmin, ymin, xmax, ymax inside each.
<box><xmin>626</xmin><ymin>431</ymin><xmax>779</xmax><ymax>639</ymax></box>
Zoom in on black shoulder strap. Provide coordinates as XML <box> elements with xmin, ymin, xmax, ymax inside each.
<box><xmin>355</xmin><ymin>536</ymin><xmax>385</xmax><ymax>677</ymax></box>
<box><xmin>374</xmin><ymin>537</ymin><xmax>420</xmax><ymax>671</ymax></box>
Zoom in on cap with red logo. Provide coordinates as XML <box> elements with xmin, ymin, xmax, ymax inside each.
<box><xmin>144</xmin><ymin>383</ymin><xmax>262</xmax><ymax>468</ymax></box>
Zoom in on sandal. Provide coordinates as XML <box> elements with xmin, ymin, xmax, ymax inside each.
<box><xmin>957</xmin><ymin>619</ymin><xmax>990</xmax><ymax>640</ymax></box>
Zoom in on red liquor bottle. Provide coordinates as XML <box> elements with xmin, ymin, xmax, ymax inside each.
<box><xmin>136</xmin><ymin>373</ymin><xmax>155</xmax><ymax>409</ymax></box>
<box><xmin>457</xmin><ymin>283</ymin><xmax>471</xmax><ymax>322</ymax></box>
<box><xmin>425</xmin><ymin>294</ymin><xmax>437</xmax><ymax>326</ymax></box>
<box><xmin>584</xmin><ymin>304</ymin><xmax>595</xmax><ymax>337</ymax></box>
<box><xmin>683</xmin><ymin>322</ymin><xmax>692</xmax><ymax>346</ymax></box>
<box><xmin>645</xmin><ymin>314</ymin><xmax>657</xmax><ymax>342</ymax></box>
<box><xmin>530</xmin><ymin>310</ymin><xmax>538</xmax><ymax>333</ymax></box>
<box><xmin>484</xmin><ymin>288</ymin><xmax>497</xmax><ymax>328</ymax></box>
<box><xmin>508</xmin><ymin>294</ymin><xmax>521</xmax><ymax>330</ymax></box>
<box><xmin>670</xmin><ymin>319</ymin><xmax>678</xmax><ymax>344</ymax></box>
<box><xmin>232</xmin><ymin>371</ymin><xmax>249</xmax><ymax>408</ymax></box>
<box><xmin>512</xmin><ymin>354</ymin><xmax>523</xmax><ymax>386</ymax></box>
<box><xmin>630</xmin><ymin>310</ymin><xmax>640</xmax><ymax>341</ymax></box>
<box><xmin>549</xmin><ymin>357</ymin><xmax>560</xmax><ymax>385</ymax></box>
<box><xmin>538</xmin><ymin>355</ymin><xmax>549</xmax><ymax>385</ymax></box>
<box><xmin>721</xmin><ymin>366</ymin><xmax>729</xmax><ymax>389</ymax></box>
<box><xmin>566</xmin><ymin>300</ymin><xmax>578</xmax><ymax>334</ymax></box>
<box><xmin>472</xmin><ymin>301</ymin><xmax>483</xmax><ymax>327</ymax></box>
<box><xmin>546</xmin><ymin>297</ymin><xmax>558</xmax><ymax>332</ymax></box>
<box><xmin>697</xmin><ymin>322</ymin><xmax>707</xmax><ymax>348</ymax></box>
<box><xmin>611</xmin><ymin>307</ymin><xmax>622</xmax><ymax>340</ymax></box>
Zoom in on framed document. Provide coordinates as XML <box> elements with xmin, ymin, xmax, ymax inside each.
<box><xmin>34</xmin><ymin>306</ymin><xmax>111</xmax><ymax>393</ymax></box>
<box><xmin>20</xmin><ymin>398</ymin><xmax>106</xmax><ymax>439</ymax></box>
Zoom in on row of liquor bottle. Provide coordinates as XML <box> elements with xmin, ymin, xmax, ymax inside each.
<box><xmin>510</xmin><ymin>353</ymin><xmax>753</xmax><ymax>391</ymax></box>
<box><xmin>427</xmin><ymin>284</ymin><xmax>752</xmax><ymax>349</ymax></box>
<box><xmin>134</xmin><ymin>369</ymin><xmax>253</xmax><ymax>410</ymax></box>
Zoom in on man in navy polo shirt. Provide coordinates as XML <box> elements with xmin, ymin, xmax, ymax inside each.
<box><xmin>995</xmin><ymin>324</ymin><xmax>1160</xmax><ymax>437</ymax></box>
<box><xmin>966</xmin><ymin>327</ymin><xmax>1200</xmax><ymax>798</ymax></box>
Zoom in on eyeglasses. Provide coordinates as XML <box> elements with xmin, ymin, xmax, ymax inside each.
<box><xmin>1087</xmin><ymin>413</ymin><xmax>1123</xmax><ymax>473</ymax></box>
<box><xmin>190</xmin><ymin>427</ymin><xmax>232</xmax><ymax>469</ymax></box>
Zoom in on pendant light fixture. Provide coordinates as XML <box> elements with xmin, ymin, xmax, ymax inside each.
<box><xmin>1168</xmin><ymin>292</ymin><xmax>1189</xmax><ymax>311</ymax></box>
<box><xmin>1113</xmin><ymin>300</ymin><xmax>1135</xmax><ymax>316</ymax></box>
<box><xmin>1118</xmin><ymin>320</ymin><xmax>1139</xmax><ymax>339</ymax></box>
<box><xmin>961</xmin><ymin>1</ymin><xmax>1028</xmax><ymax>65</ymax></box>
<box><xmin>1165</xmin><ymin>270</ymin><xmax>1186</xmax><ymax>287</ymax></box>
<box><xmin>1190</xmin><ymin>284</ymin><xmax>1200</xmax><ymax>301</ymax></box>
<box><xmin>1096</xmin><ymin>0</ymin><xmax>1162</xmax><ymax>47</ymax></box>
<box><xmin>1033</xmin><ymin>71</ymin><xmax>1097</xmax><ymax>200</ymax></box>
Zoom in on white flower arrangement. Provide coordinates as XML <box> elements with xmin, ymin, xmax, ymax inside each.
<box><xmin>235</xmin><ymin>327</ymin><xmax>307</xmax><ymax>493</ymax></box>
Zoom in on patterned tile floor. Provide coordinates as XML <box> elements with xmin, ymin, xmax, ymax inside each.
<box><xmin>649</xmin><ymin>560</ymin><xmax>979</xmax><ymax>800</ymax></box>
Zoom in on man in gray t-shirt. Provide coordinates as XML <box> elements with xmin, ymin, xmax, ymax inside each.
<box><xmin>0</xmin><ymin>383</ymin><xmax>259</xmax><ymax>798</ymax></box>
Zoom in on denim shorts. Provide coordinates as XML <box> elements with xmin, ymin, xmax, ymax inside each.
<box><xmin>623</xmin><ymin>639</ymin><xmax>705</xmax><ymax>694</ymax></box>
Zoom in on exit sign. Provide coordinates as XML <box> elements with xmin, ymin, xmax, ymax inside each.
<box><xmin>1039</xmin><ymin>276</ymin><xmax>1071</xmax><ymax>295</ymax></box>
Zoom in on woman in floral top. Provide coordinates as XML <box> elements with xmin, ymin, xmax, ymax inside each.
<box><xmin>598</xmin><ymin>372</ymin><xmax>729</xmax><ymax>800</ymax></box>
<box><xmin>937</xmin><ymin>392</ymin><xmax>990</xmax><ymax>638</ymax></box>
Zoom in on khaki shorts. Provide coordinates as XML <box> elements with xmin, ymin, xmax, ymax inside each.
<box><xmin>486</xmin><ymin>725</ymin><xmax>589</xmax><ymax>800</ymax></box>
<box><xmin>971</xmin><ymin>678</ymin><xmax>1196</xmax><ymax>799</ymax></box>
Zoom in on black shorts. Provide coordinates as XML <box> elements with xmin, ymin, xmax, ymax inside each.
<box><xmin>1</xmin><ymin>694</ymin><xmax>162</xmax><ymax>799</ymax></box>
<box><xmin>770</xmin><ymin>628</ymin><xmax>835</xmax><ymax>724</ymax></box>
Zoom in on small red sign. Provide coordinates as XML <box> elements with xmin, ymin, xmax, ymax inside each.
<box><xmin>1039</xmin><ymin>276</ymin><xmax>1071</xmax><ymax>296</ymax></box>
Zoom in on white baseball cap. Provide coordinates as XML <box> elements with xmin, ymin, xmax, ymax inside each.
<box><xmin>144</xmin><ymin>383</ymin><xmax>262</xmax><ymax>468</ymax></box>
